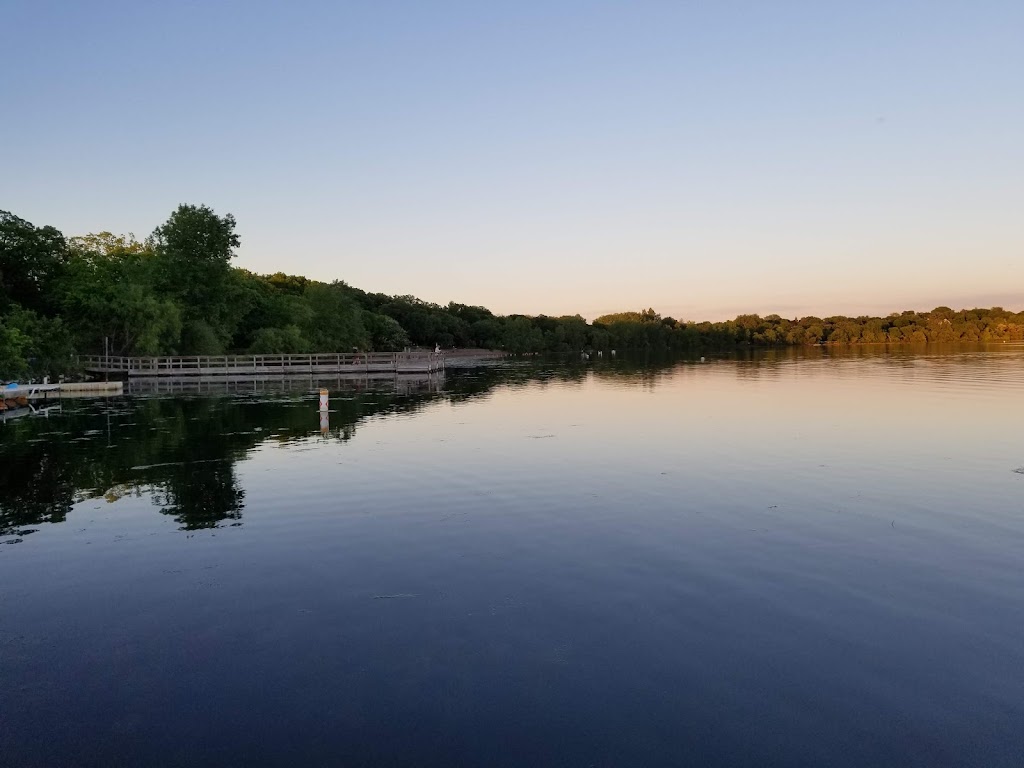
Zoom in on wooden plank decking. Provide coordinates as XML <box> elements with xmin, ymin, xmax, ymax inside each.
<box><xmin>79</xmin><ymin>352</ymin><xmax>445</xmax><ymax>378</ymax></box>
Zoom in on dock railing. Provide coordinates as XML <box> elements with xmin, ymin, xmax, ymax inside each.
<box><xmin>78</xmin><ymin>352</ymin><xmax>445</xmax><ymax>377</ymax></box>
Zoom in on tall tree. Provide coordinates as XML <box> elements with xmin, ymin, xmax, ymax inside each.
<box><xmin>150</xmin><ymin>204</ymin><xmax>240</xmax><ymax>352</ymax></box>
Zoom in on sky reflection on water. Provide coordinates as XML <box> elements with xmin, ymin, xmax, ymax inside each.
<box><xmin>2</xmin><ymin>346</ymin><xmax>1023</xmax><ymax>767</ymax></box>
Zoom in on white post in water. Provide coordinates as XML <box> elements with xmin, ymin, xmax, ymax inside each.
<box><xmin>319</xmin><ymin>388</ymin><xmax>330</xmax><ymax>435</ymax></box>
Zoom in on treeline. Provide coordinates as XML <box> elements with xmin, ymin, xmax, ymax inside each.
<box><xmin>0</xmin><ymin>204</ymin><xmax>595</xmax><ymax>377</ymax></box>
<box><xmin>2</xmin><ymin>205</ymin><xmax>1022</xmax><ymax>378</ymax></box>
<box><xmin>0</xmin><ymin>205</ymin><xmax>415</xmax><ymax>378</ymax></box>
<box><xmin>591</xmin><ymin>307</ymin><xmax>1024</xmax><ymax>352</ymax></box>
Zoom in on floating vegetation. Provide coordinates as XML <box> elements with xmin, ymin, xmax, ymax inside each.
<box><xmin>1013</xmin><ymin>467</ymin><xmax>1024</xmax><ymax>475</ymax></box>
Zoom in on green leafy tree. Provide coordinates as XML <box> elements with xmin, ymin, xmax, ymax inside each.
<box><xmin>502</xmin><ymin>316</ymin><xmax>544</xmax><ymax>354</ymax></box>
<box><xmin>0</xmin><ymin>320</ymin><xmax>29</xmax><ymax>379</ymax></box>
<box><xmin>150</xmin><ymin>204</ymin><xmax>240</xmax><ymax>353</ymax></box>
<box><xmin>470</xmin><ymin>317</ymin><xmax>504</xmax><ymax>348</ymax></box>
<box><xmin>60</xmin><ymin>233</ymin><xmax>181</xmax><ymax>355</ymax></box>
<box><xmin>300</xmin><ymin>282</ymin><xmax>368</xmax><ymax>351</ymax></box>
<box><xmin>0</xmin><ymin>210</ymin><xmax>68</xmax><ymax>314</ymax></box>
<box><xmin>247</xmin><ymin>325</ymin><xmax>309</xmax><ymax>354</ymax></box>
<box><xmin>363</xmin><ymin>311</ymin><xmax>410</xmax><ymax>351</ymax></box>
<box><xmin>1</xmin><ymin>307</ymin><xmax>75</xmax><ymax>379</ymax></box>
<box><xmin>229</xmin><ymin>270</ymin><xmax>312</xmax><ymax>351</ymax></box>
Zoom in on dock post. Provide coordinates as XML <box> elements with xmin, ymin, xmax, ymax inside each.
<box><xmin>319</xmin><ymin>387</ymin><xmax>330</xmax><ymax>434</ymax></box>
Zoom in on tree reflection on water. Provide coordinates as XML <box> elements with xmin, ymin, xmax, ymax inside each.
<box><xmin>0</xmin><ymin>376</ymin><xmax>462</xmax><ymax>537</ymax></box>
<box><xmin>3</xmin><ymin>348</ymin><xmax>946</xmax><ymax>539</ymax></box>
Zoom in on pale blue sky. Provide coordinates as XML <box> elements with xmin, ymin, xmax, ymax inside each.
<box><xmin>3</xmin><ymin>1</ymin><xmax>1022</xmax><ymax>320</ymax></box>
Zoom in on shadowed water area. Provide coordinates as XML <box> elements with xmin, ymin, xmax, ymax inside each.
<box><xmin>2</xmin><ymin>346</ymin><xmax>1023</xmax><ymax>767</ymax></box>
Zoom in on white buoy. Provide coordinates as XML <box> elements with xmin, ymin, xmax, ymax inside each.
<box><xmin>319</xmin><ymin>388</ymin><xmax>329</xmax><ymax>411</ymax></box>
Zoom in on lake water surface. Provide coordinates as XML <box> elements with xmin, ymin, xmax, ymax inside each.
<box><xmin>2</xmin><ymin>346</ymin><xmax>1023</xmax><ymax>766</ymax></box>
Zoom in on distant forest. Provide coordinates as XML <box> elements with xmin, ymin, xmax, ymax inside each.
<box><xmin>2</xmin><ymin>204</ymin><xmax>1023</xmax><ymax>378</ymax></box>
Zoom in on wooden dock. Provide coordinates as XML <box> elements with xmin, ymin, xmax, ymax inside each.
<box><xmin>79</xmin><ymin>352</ymin><xmax>446</xmax><ymax>378</ymax></box>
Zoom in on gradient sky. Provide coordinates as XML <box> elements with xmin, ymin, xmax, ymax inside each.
<box><xmin>3</xmin><ymin>1</ymin><xmax>1022</xmax><ymax>321</ymax></box>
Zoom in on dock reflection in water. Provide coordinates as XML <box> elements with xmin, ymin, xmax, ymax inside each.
<box><xmin>0</xmin><ymin>373</ymin><xmax>451</xmax><ymax>535</ymax></box>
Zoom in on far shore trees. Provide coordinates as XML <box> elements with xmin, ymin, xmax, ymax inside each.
<box><xmin>1</xmin><ymin>206</ymin><xmax>1022</xmax><ymax>379</ymax></box>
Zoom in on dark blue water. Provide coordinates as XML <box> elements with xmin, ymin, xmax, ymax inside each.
<box><xmin>2</xmin><ymin>348</ymin><xmax>1023</xmax><ymax>766</ymax></box>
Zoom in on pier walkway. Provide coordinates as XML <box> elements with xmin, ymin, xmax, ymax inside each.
<box><xmin>79</xmin><ymin>352</ymin><xmax>445</xmax><ymax>378</ymax></box>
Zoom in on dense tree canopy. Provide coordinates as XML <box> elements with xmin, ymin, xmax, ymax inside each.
<box><xmin>0</xmin><ymin>210</ymin><xmax>68</xmax><ymax>315</ymax></box>
<box><xmin>61</xmin><ymin>232</ymin><xmax>181</xmax><ymax>356</ymax></box>
<box><xmin>150</xmin><ymin>204</ymin><xmax>241</xmax><ymax>352</ymax></box>
<box><xmin>0</xmin><ymin>205</ymin><xmax>1022</xmax><ymax>379</ymax></box>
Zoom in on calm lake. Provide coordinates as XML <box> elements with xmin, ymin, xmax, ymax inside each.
<box><xmin>2</xmin><ymin>346</ymin><xmax>1023</xmax><ymax>767</ymax></box>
